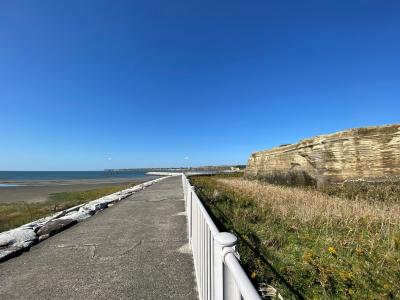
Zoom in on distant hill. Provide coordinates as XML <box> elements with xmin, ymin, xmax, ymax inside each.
<box><xmin>106</xmin><ymin>165</ymin><xmax>246</xmax><ymax>172</ymax></box>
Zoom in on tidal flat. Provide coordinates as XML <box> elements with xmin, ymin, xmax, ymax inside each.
<box><xmin>0</xmin><ymin>178</ymin><xmax>145</xmax><ymax>203</ymax></box>
<box><xmin>0</xmin><ymin>179</ymin><xmax>144</xmax><ymax>233</ymax></box>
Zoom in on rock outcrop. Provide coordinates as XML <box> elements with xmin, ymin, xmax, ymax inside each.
<box><xmin>245</xmin><ymin>124</ymin><xmax>400</xmax><ymax>186</ymax></box>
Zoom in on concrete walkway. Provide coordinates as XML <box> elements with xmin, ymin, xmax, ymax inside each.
<box><xmin>0</xmin><ymin>176</ymin><xmax>198</xmax><ymax>299</ymax></box>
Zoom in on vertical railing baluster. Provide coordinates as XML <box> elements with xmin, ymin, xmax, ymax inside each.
<box><xmin>194</xmin><ymin>193</ymin><xmax>197</xmax><ymax>266</ymax></box>
<box><xmin>197</xmin><ymin>202</ymin><xmax>203</xmax><ymax>299</ymax></box>
<box><xmin>202</xmin><ymin>217</ymin><xmax>205</xmax><ymax>299</ymax></box>
<box><xmin>200</xmin><ymin>213</ymin><xmax>203</xmax><ymax>299</ymax></box>
<box><xmin>209</xmin><ymin>226</ymin><xmax>211</xmax><ymax>300</ymax></box>
<box><xmin>199</xmin><ymin>209</ymin><xmax>202</xmax><ymax>299</ymax></box>
<box><xmin>214</xmin><ymin>233</ymin><xmax>238</xmax><ymax>300</ymax></box>
<box><xmin>205</xmin><ymin>226</ymin><xmax>208</xmax><ymax>300</ymax></box>
<box><xmin>201</xmin><ymin>212</ymin><xmax>204</xmax><ymax>299</ymax></box>
<box><xmin>208</xmin><ymin>228</ymin><xmax>211</xmax><ymax>300</ymax></box>
<box><xmin>184</xmin><ymin>176</ymin><xmax>186</xmax><ymax>206</ymax></box>
<box><xmin>211</xmin><ymin>234</ymin><xmax>214</xmax><ymax>300</ymax></box>
<box><xmin>195</xmin><ymin>201</ymin><xmax>198</xmax><ymax>296</ymax></box>
<box><xmin>188</xmin><ymin>186</ymin><xmax>193</xmax><ymax>242</ymax></box>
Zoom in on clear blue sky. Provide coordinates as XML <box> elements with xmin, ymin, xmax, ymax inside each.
<box><xmin>1</xmin><ymin>1</ymin><xmax>399</xmax><ymax>171</ymax></box>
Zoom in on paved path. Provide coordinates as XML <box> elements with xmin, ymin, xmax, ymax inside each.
<box><xmin>0</xmin><ymin>176</ymin><xmax>198</xmax><ymax>299</ymax></box>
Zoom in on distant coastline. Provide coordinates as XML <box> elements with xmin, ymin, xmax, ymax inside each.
<box><xmin>105</xmin><ymin>165</ymin><xmax>246</xmax><ymax>172</ymax></box>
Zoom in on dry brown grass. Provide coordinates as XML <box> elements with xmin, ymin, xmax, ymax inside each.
<box><xmin>217</xmin><ymin>178</ymin><xmax>400</xmax><ymax>250</ymax></box>
<box><xmin>193</xmin><ymin>175</ymin><xmax>400</xmax><ymax>298</ymax></box>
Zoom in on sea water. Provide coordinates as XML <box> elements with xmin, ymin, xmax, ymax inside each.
<box><xmin>0</xmin><ymin>170</ymin><xmax>154</xmax><ymax>182</ymax></box>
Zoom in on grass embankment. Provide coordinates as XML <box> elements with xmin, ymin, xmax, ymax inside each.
<box><xmin>190</xmin><ymin>174</ymin><xmax>400</xmax><ymax>300</ymax></box>
<box><xmin>0</xmin><ymin>183</ymin><xmax>138</xmax><ymax>233</ymax></box>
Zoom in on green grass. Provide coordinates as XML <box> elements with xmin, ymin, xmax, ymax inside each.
<box><xmin>190</xmin><ymin>174</ymin><xmax>400</xmax><ymax>300</ymax></box>
<box><xmin>0</xmin><ymin>183</ymin><xmax>139</xmax><ymax>233</ymax></box>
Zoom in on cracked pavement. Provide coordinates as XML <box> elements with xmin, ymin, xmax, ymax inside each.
<box><xmin>0</xmin><ymin>176</ymin><xmax>198</xmax><ymax>299</ymax></box>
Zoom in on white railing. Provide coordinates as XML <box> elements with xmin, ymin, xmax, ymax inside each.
<box><xmin>182</xmin><ymin>174</ymin><xmax>262</xmax><ymax>300</ymax></box>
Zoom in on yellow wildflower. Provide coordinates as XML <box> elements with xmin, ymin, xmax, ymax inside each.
<box><xmin>328</xmin><ymin>246</ymin><xmax>337</xmax><ymax>255</ymax></box>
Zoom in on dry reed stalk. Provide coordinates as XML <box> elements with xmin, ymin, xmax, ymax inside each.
<box><xmin>216</xmin><ymin>178</ymin><xmax>400</xmax><ymax>247</ymax></box>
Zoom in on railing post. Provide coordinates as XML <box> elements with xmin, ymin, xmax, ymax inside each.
<box><xmin>214</xmin><ymin>232</ymin><xmax>241</xmax><ymax>300</ymax></box>
<box><xmin>188</xmin><ymin>186</ymin><xmax>193</xmax><ymax>242</ymax></box>
<box><xmin>182</xmin><ymin>175</ymin><xmax>186</xmax><ymax>201</ymax></box>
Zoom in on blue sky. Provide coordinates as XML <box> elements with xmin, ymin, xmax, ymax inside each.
<box><xmin>1</xmin><ymin>1</ymin><xmax>399</xmax><ymax>170</ymax></box>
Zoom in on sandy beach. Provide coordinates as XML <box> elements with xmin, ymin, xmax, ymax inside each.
<box><xmin>0</xmin><ymin>178</ymin><xmax>151</xmax><ymax>203</ymax></box>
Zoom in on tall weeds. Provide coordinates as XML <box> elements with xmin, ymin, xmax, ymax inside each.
<box><xmin>217</xmin><ymin>178</ymin><xmax>400</xmax><ymax>250</ymax></box>
<box><xmin>191</xmin><ymin>175</ymin><xmax>400</xmax><ymax>299</ymax></box>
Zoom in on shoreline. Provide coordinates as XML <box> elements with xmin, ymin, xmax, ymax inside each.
<box><xmin>0</xmin><ymin>176</ymin><xmax>159</xmax><ymax>186</ymax></box>
<box><xmin>0</xmin><ymin>177</ymin><xmax>158</xmax><ymax>203</ymax></box>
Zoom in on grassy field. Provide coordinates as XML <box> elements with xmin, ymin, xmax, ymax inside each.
<box><xmin>190</xmin><ymin>174</ymin><xmax>400</xmax><ymax>300</ymax></box>
<box><xmin>0</xmin><ymin>183</ymin><xmax>138</xmax><ymax>233</ymax></box>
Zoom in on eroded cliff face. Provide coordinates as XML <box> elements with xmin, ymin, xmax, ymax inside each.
<box><xmin>245</xmin><ymin>125</ymin><xmax>400</xmax><ymax>186</ymax></box>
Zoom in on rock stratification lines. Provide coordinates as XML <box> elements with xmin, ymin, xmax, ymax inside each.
<box><xmin>245</xmin><ymin>124</ymin><xmax>400</xmax><ymax>186</ymax></box>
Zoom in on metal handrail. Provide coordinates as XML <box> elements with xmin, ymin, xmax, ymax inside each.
<box><xmin>182</xmin><ymin>174</ymin><xmax>261</xmax><ymax>300</ymax></box>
